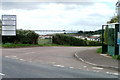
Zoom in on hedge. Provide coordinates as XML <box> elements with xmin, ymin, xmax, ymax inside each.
<box><xmin>52</xmin><ymin>34</ymin><xmax>102</xmax><ymax>46</ymax></box>
<box><xmin>2</xmin><ymin>29</ymin><xmax>39</xmax><ymax>44</ymax></box>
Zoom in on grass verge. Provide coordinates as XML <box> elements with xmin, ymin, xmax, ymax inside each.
<box><xmin>2</xmin><ymin>43</ymin><xmax>101</xmax><ymax>48</ymax></box>
<box><xmin>112</xmin><ymin>55</ymin><xmax>120</xmax><ymax>60</ymax></box>
<box><xmin>97</xmin><ymin>48</ymin><xmax>102</xmax><ymax>53</ymax></box>
<box><xmin>2</xmin><ymin>43</ymin><xmax>39</xmax><ymax>48</ymax></box>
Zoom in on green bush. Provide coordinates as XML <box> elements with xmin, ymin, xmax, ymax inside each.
<box><xmin>86</xmin><ymin>40</ymin><xmax>102</xmax><ymax>46</ymax></box>
<box><xmin>2</xmin><ymin>29</ymin><xmax>39</xmax><ymax>44</ymax></box>
<box><xmin>52</xmin><ymin>34</ymin><xmax>102</xmax><ymax>46</ymax></box>
<box><xmin>97</xmin><ymin>48</ymin><xmax>102</xmax><ymax>53</ymax></box>
<box><xmin>112</xmin><ymin>55</ymin><xmax>120</xmax><ymax>60</ymax></box>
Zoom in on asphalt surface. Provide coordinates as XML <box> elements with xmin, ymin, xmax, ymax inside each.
<box><xmin>2</xmin><ymin>57</ymin><xmax>117</xmax><ymax>78</ymax></box>
<box><xmin>75</xmin><ymin>48</ymin><xmax>118</xmax><ymax>69</ymax></box>
<box><xmin>1</xmin><ymin>47</ymin><xmax>119</xmax><ymax>78</ymax></box>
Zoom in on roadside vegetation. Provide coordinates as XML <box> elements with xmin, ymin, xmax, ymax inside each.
<box><xmin>52</xmin><ymin>34</ymin><xmax>102</xmax><ymax>46</ymax></box>
<box><xmin>96</xmin><ymin>48</ymin><xmax>102</xmax><ymax>53</ymax></box>
<box><xmin>97</xmin><ymin>48</ymin><xmax>120</xmax><ymax>60</ymax></box>
<box><xmin>112</xmin><ymin>55</ymin><xmax>120</xmax><ymax>60</ymax></box>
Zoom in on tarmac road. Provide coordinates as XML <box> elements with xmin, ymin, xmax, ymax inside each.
<box><xmin>1</xmin><ymin>47</ymin><xmax>119</xmax><ymax>78</ymax></box>
<box><xmin>2</xmin><ymin>57</ymin><xmax>117</xmax><ymax>78</ymax></box>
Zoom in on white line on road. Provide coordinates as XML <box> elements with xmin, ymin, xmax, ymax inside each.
<box><xmin>83</xmin><ymin>66</ymin><xmax>87</xmax><ymax>68</ymax></box>
<box><xmin>5</xmin><ymin>56</ymin><xmax>10</xmax><ymax>58</ymax></box>
<box><xmin>0</xmin><ymin>73</ymin><xmax>5</xmax><ymax>76</ymax></box>
<box><xmin>92</xmin><ymin>67</ymin><xmax>103</xmax><ymax>70</ymax></box>
<box><xmin>69</xmin><ymin>67</ymin><xmax>74</xmax><ymax>69</ymax></box>
<box><xmin>113</xmin><ymin>73</ymin><xmax>119</xmax><ymax>75</ymax></box>
<box><xmin>19</xmin><ymin>59</ymin><xmax>26</xmax><ymax>61</ymax></box>
<box><xmin>51</xmin><ymin>62</ymin><xmax>56</xmax><ymax>64</ymax></box>
<box><xmin>106</xmin><ymin>72</ymin><xmax>110</xmax><ymax>74</ymax></box>
<box><xmin>106</xmin><ymin>72</ymin><xmax>119</xmax><ymax>75</ymax></box>
<box><xmin>24</xmin><ymin>52</ymin><xmax>35</xmax><ymax>54</ymax></box>
<box><xmin>11</xmin><ymin>56</ymin><xmax>17</xmax><ymax>57</ymax></box>
<box><xmin>53</xmin><ymin>65</ymin><xmax>64</xmax><ymax>68</ymax></box>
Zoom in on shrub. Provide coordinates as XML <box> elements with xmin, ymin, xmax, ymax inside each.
<box><xmin>97</xmin><ymin>48</ymin><xmax>102</xmax><ymax>53</ymax></box>
<box><xmin>52</xmin><ymin>34</ymin><xmax>101</xmax><ymax>46</ymax></box>
<box><xmin>86</xmin><ymin>40</ymin><xmax>102</xmax><ymax>46</ymax></box>
<box><xmin>112</xmin><ymin>55</ymin><xmax>120</xmax><ymax>60</ymax></box>
<box><xmin>2</xmin><ymin>29</ymin><xmax>39</xmax><ymax>44</ymax></box>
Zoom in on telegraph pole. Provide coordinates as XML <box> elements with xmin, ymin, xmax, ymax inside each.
<box><xmin>116</xmin><ymin>0</ymin><xmax>120</xmax><ymax>55</ymax></box>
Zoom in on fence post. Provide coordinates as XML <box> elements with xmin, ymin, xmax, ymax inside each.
<box><xmin>102</xmin><ymin>25</ymin><xmax>104</xmax><ymax>54</ymax></box>
<box><xmin>115</xmin><ymin>24</ymin><xmax>119</xmax><ymax>55</ymax></box>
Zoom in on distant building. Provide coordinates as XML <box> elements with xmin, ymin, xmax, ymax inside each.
<box><xmin>73</xmin><ymin>35</ymin><xmax>100</xmax><ymax>41</ymax></box>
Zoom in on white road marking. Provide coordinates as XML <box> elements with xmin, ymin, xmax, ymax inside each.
<box><xmin>69</xmin><ymin>67</ymin><xmax>74</xmax><ymax>69</ymax></box>
<box><xmin>106</xmin><ymin>72</ymin><xmax>119</xmax><ymax>75</ymax></box>
<box><xmin>83</xmin><ymin>66</ymin><xmax>87</xmax><ymax>68</ymax></box>
<box><xmin>19</xmin><ymin>59</ymin><xmax>26</xmax><ymax>61</ymax></box>
<box><xmin>5</xmin><ymin>56</ymin><xmax>10</xmax><ymax>58</ymax></box>
<box><xmin>113</xmin><ymin>73</ymin><xmax>119</xmax><ymax>75</ymax></box>
<box><xmin>106</xmin><ymin>72</ymin><xmax>110</xmax><ymax>74</ymax></box>
<box><xmin>92</xmin><ymin>67</ymin><xmax>103</xmax><ymax>70</ymax></box>
<box><xmin>25</xmin><ymin>52</ymin><xmax>35</xmax><ymax>54</ymax></box>
<box><xmin>51</xmin><ymin>62</ymin><xmax>56</xmax><ymax>64</ymax></box>
<box><xmin>0</xmin><ymin>73</ymin><xmax>5</xmax><ymax>76</ymax></box>
<box><xmin>12</xmin><ymin>56</ymin><xmax>17</xmax><ymax>57</ymax></box>
<box><xmin>54</xmin><ymin>65</ymin><xmax>64</xmax><ymax>67</ymax></box>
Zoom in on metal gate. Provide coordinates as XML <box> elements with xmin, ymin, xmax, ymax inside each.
<box><xmin>103</xmin><ymin>23</ymin><xmax>119</xmax><ymax>56</ymax></box>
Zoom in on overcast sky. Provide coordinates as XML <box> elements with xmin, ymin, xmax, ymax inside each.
<box><xmin>1</xmin><ymin>0</ymin><xmax>118</xmax><ymax>31</ymax></box>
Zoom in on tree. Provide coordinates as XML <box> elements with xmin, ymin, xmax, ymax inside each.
<box><xmin>107</xmin><ymin>16</ymin><xmax>119</xmax><ymax>23</ymax></box>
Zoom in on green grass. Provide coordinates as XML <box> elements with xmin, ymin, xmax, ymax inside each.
<box><xmin>112</xmin><ymin>55</ymin><xmax>120</xmax><ymax>60</ymax></box>
<box><xmin>96</xmin><ymin>47</ymin><xmax>120</xmax><ymax>60</ymax></box>
<box><xmin>2</xmin><ymin>43</ymin><xmax>39</xmax><ymax>48</ymax></box>
<box><xmin>97</xmin><ymin>48</ymin><xmax>102</xmax><ymax>53</ymax></box>
<box><xmin>38</xmin><ymin>39</ymin><xmax>52</xmax><ymax>44</ymax></box>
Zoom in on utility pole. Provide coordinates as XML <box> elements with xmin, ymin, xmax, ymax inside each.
<box><xmin>116</xmin><ymin>0</ymin><xmax>120</xmax><ymax>55</ymax></box>
<box><xmin>116</xmin><ymin>0</ymin><xmax>120</xmax><ymax>23</ymax></box>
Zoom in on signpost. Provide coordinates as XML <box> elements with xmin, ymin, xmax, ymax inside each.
<box><xmin>2</xmin><ymin>15</ymin><xmax>16</xmax><ymax>36</ymax></box>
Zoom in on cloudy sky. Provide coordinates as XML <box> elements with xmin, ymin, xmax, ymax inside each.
<box><xmin>1</xmin><ymin>0</ymin><xmax>118</xmax><ymax>31</ymax></box>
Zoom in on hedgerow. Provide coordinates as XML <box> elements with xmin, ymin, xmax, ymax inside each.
<box><xmin>2</xmin><ymin>29</ymin><xmax>39</xmax><ymax>44</ymax></box>
<box><xmin>52</xmin><ymin>34</ymin><xmax>102</xmax><ymax>46</ymax></box>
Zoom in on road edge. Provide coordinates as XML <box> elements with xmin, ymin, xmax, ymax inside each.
<box><xmin>74</xmin><ymin>52</ymin><xmax>119</xmax><ymax>71</ymax></box>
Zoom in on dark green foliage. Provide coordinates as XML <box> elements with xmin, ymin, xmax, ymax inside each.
<box><xmin>97</xmin><ymin>48</ymin><xmax>102</xmax><ymax>53</ymax></box>
<box><xmin>2</xmin><ymin>43</ymin><xmax>38</xmax><ymax>48</ymax></box>
<box><xmin>2</xmin><ymin>29</ymin><xmax>39</xmax><ymax>44</ymax></box>
<box><xmin>112</xmin><ymin>55</ymin><xmax>120</xmax><ymax>60</ymax></box>
<box><xmin>77</xmin><ymin>29</ymin><xmax>102</xmax><ymax>36</ymax></box>
<box><xmin>107</xmin><ymin>16</ymin><xmax>119</xmax><ymax>23</ymax></box>
<box><xmin>52</xmin><ymin>34</ymin><xmax>102</xmax><ymax>46</ymax></box>
<box><xmin>108</xmin><ymin>28</ymin><xmax>115</xmax><ymax>46</ymax></box>
<box><xmin>104</xmin><ymin>26</ymin><xmax>108</xmax><ymax>44</ymax></box>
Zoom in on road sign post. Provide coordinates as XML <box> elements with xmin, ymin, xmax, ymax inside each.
<box><xmin>2</xmin><ymin>15</ymin><xmax>16</xmax><ymax>36</ymax></box>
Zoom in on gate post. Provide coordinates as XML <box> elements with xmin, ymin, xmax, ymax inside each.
<box><xmin>115</xmin><ymin>24</ymin><xmax>119</xmax><ymax>55</ymax></box>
